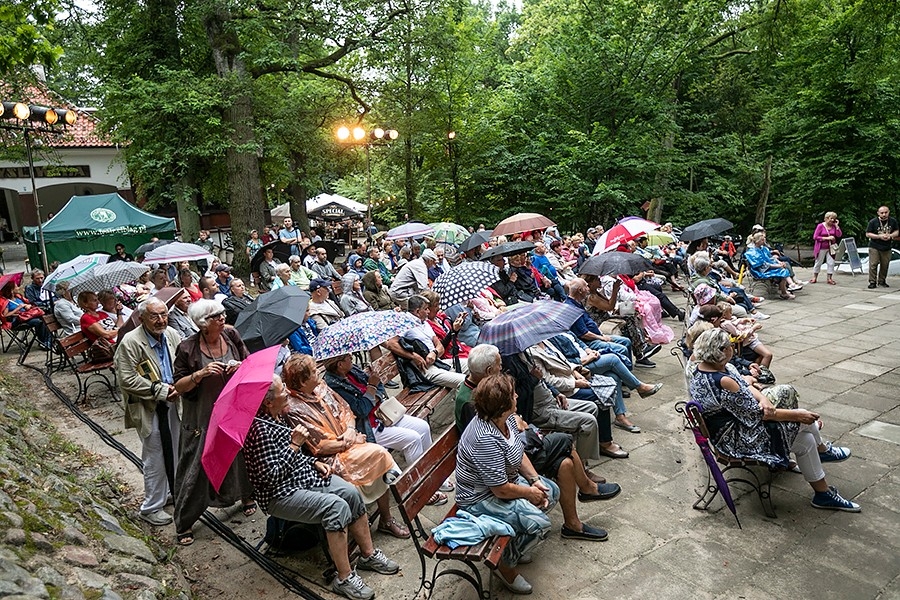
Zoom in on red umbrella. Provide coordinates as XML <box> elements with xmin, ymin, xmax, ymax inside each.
<box><xmin>492</xmin><ymin>212</ymin><xmax>555</xmax><ymax>238</ymax></box>
<box><xmin>201</xmin><ymin>345</ymin><xmax>281</xmax><ymax>492</ymax></box>
<box><xmin>591</xmin><ymin>224</ymin><xmax>636</xmax><ymax>255</ymax></box>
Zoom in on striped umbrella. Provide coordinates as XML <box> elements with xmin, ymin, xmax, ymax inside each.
<box><xmin>428</xmin><ymin>222</ymin><xmax>471</xmax><ymax>245</ymax></box>
<box><xmin>477</xmin><ymin>300</ymin><xmax>583</xmax><ymax>356</ymax></box>
<box><xmin>385</xmin><ymin>222</ymin><xmax>435</xmax><ymax>241</ymax></box>
<box><xmin>432</xmin><ymin>261</ymin><xmax>499</xmax><ymax>309</ymax></box>
<box><xmin>41</xmin><ymin>254</ymin><xmax>110</xmax><ymax>292</ymax></box>
<box><xmin>69</xmin><ymin>262</ymin><xmax>151</xmax><ymax>296</ymax></box>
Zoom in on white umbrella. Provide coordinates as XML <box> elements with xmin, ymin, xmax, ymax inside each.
<box><xmin>385</xmin><ymin>222</ymin><xmax>435</xmax><ymax>241</ymax></box>
<box><xmin>69</xmin><ymin>262</ymin><xmax>151</xmax><ymax>296</ymax></box>
<box><xmin>144</xmin><ymin>242</ymin><xmax>215</xmax><ymax>263</ymax></box>
<box><xmin>42</xmin><ymin>253</ymin><xmax>110</xmax><ymax>291</ymax></box>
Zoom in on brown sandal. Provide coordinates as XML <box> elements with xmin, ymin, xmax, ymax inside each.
<box><xmin>377</xmin><ymin>518</ymin><xmax>410</xmax><ymax>539</ymax></box>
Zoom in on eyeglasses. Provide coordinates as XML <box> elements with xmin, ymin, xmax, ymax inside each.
<box><xmin>210</xmin><ymin>311</ymin><xmax>226</xmax><ymax>320</ymax></box>
<box><xmin>146</xmin><ymin>311</ymin><xmax>168</xmax><ymax>321</ymax></box>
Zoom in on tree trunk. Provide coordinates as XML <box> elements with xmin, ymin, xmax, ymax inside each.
<box><xmin>755</xmin><ymin>155</ymin><xmax>772</xmax><ymax>226</ymax></box>
<box><xmin>205</xmin><ymin>5</ymin><xmax>265</xmax><ymax>278</ymax></box>
<box><xmin>288</xmin><ymin>183</ymin><xmax>310</xmax><ymax>235</ymax></box>
<box><xmin>173</xmin><ymin>175</ymin><xmax>201</xmax><ymax>242</ymax></box>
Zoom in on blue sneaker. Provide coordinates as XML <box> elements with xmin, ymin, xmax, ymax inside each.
<box><xmin>819</xmin><ymin>442</ymin><xmax>851</xmax><ymax>463</ymax></box>
<box><xmin>811</xmin><ymin>486</ymin><xmax>860</xmax><ymax>512</ymax></box>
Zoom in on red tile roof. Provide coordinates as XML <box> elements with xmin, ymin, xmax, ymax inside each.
<box><xmin>1</xmin><ymin>81</ymin><xmax>115</xmax><ymax>149</ymax></box>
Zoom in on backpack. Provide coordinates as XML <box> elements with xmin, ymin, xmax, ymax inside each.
<box><xmin>260</xmin><ymin>516</ymin><xmax>323</xmax><ymax>557</ymax></box>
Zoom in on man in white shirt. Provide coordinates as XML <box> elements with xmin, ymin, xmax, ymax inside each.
<box><xmin>388</xmin><ymin>250</ymin><xmax>438</xmax><ymax>309</ymax></box>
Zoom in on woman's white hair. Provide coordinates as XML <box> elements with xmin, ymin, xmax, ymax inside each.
<box><xmin>188</xmin><ymin>299</ymin><xmax>225</xmax><ymax>329</ymax></box>
<box><xmin>693</xmin><ymin>329</ymin><xmax>732</xmax><ymax>364</ymax></box>
<box><xmin>692</xmin><ymin>255</ymin><xmax>710</xmax><ymax>274</ymax></box>
<box><xmin>275</xmin><ymin>263</ymin><xmax>291</xmax><ymax>275</ymax></box>
<box><xmin>468</xmin><ymin>344</ymin><xmax>500</xmax><ymax>379</ymax></box>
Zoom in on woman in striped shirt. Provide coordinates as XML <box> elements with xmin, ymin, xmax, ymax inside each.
<box><xmin>455</xmin><ymin>373</ymin><xmax>560</xmax><ymax>595</ymax></box>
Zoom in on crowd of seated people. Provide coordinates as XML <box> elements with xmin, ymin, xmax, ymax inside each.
<box><xmin>3</xmin><ymin>218</ymin><xmax>867</xmax><ymax>600</ymax></box>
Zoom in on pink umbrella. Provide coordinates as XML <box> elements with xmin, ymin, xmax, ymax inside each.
<box><xmin>492</xmin><ymin>212</ymin><xmax>555</xmax><ymax>237</ymax></box>
<box><xmin>201</xmin><ymin>345</ymin><xmax>281</xmax><ymax>492</ymax></box>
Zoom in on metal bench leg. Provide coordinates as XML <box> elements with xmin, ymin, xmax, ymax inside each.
<box><xmin>692</xmin><ymin>464</ymin><xmax>722</xmax><ymax>512</ymax></box>
<box><xmin>429</xmin><ymin>559</ymin><xmax>490</xmax><ymax>600</ymax></box>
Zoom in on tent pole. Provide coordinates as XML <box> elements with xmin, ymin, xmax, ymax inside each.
<box><xmin>24</xmin><ymin>128</ymin><xmax>49</xmax><ymax>273</ymax></box>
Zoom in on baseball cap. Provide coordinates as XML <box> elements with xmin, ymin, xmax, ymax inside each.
<box><xmin>215</xmin><ymin>264</ymin><xmax>232</xmax><ymax>273</ymax></box>
<box><xmin>308</xmin><ymin>278</ymin><xmax>331</xmax><ymax>293</ymax></box>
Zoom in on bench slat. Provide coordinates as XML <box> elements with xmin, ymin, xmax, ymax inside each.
<box><xmin>393</xmin><ymin>426</ymin><xmax>459</xmax><ymax>502</ymax></box>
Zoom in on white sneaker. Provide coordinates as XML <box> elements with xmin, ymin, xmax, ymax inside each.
<box><xmin>139</xmin><ymin>509</ymin><xmax>173</xmax><ymax>526</ymax></box>
<box><xmin>752</xmin><ymin>312</ymin><xmax>770</xmax><ymax>320</ymax></box>
<box><xmin>332</xmin><ymin>570</ymin><xmax>375</xmax><ymax>600</ymax></box>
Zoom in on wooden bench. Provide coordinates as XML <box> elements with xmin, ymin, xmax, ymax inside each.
<box><xmin>391</xmin><ymin>426</ymin><xmax>510</xmax><ymax>599</ymax></box>
<box><xmin>676</xmin><ymin>400</ymin><xmax>776</xmax><ymax>527</ymax></box>
<box><xmin>370</xmin><ymin>353</ymin><xmax>456</xmax><ymax>421</ymax></box>
<box><xmin>57</xmin><ymin>331</ymin><xmax>119</xmax><ymax>404</ymax></box>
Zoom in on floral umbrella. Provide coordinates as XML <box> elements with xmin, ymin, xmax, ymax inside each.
<box><xmin>312</xmin><ymin>311</ymin><xmax>423</xmax><ymax>360</ymax></box>
<box><xmin>428</xmin><ymin>222</ymin><xmax>471</xmax><ymax>245</ymax></box>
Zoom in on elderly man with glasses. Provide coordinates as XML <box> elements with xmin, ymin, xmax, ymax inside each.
<box><xmin>115</xmin><ymin>296</ymin><xmax>183</xmax><ymax>526</ymax></box>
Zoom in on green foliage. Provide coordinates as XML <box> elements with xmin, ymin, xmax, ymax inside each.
<box><xmin>0</xmin><ymin>0</ymin><xmax>62</xmax><ymax>77</ymax></box>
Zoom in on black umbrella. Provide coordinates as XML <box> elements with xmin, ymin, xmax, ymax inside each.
<box><xmin>134</xmin><ymin>239</ymin><xmax>174</xmax><ymax>256</ymax></box>
<box><xmin>457</xmin><ymin>229</ymin><xmax>493</xmax><ymax>254</ymax></box>
<box><xmin>679</xmin><ymin>218</ymin><xmax>734</xmax><ymax>243</ymax></box>
<box><xmin>235</xmin><ymin>286</ymin><xmax>311</xmax><ymax>353</ymax></box>
<box><xmin>579</xmin><ymin>252</ymin><xmax>653</xmax><ymax>277</ymax></box>
<box><xmin>480</xmin><ymin>241</ymin><xmax>536</xmax><ymax>260</ymax></box>
<box><xmin>249</xmin><ymin>240</ymin><xmax>293</xmax><ymax>273</ymax></box>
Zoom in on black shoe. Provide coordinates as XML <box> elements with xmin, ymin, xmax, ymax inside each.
<box><xmin>621</xmin><ymin>389</ymin><xmax>631</xmax><ymax>398</ymax></box>
<box><xmin>635</xmin><ymin>357</ymin><xmax>656</xmax><ymax>368</ymax></box>
<box><xmin>642</xmin><ymin>344</ymin><xmax>662</xmax><ymax>359</ymax></box>
<box><xmin>578</xmin><ymin>482</ymin><xmax>622</xmax><ymax>502</ymax></box>
<box><xmin>561</xmin><ymin>523</ymin><xmax>608</xmax><ymax>541</ymax></box>
<box><xmin>878</xmin><ymin>282</ymin><xmax>890</xmax><ymax>288</ymax></box>
<box><xmin>868</xmin><ymin>283</ymin><xmax>877</xmax><ymax>289</ymax></box>
<box><xmin>677</xmin><ymin>309</ymin><xmax>686</xmax><ymax>322</ymax></box>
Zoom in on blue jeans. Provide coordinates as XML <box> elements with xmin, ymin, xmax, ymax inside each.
<box><xmin>581</xmin><ymin>355</ymin><xmax>643</xmax><ymax>416</ymax></box>
<box><xmin>463</xmin><ymin>476</ymin><xmax>559</xmax><ymax>567</ymax></box>
<box><xmin>586</xmin><ymin>336</ymin><xmax>633</xmax><ymax>369</ymax></box>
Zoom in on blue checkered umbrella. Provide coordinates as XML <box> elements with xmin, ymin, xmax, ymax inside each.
<box><xmin>477</xmin><ymin>301</ymin><xmax>583</xmax><ymax>355</ymax></box>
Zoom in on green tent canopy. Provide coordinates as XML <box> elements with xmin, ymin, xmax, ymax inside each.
<box><xmin>23</xmin><ymin>193</ymin><xmax>176</xmax><ymax>267</ymax></box>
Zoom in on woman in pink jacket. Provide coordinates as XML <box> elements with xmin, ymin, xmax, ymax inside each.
<box><xmin>811</xmin><ymin>212</ymin><xmax>842</xmax><ymax>285</ymax></box>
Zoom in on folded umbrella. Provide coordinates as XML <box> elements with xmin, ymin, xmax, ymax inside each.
<box><xmin>684</xmin><ymin>401</ymin><xmax>741</xmax><ymax>528</ymax></box>
<box><xmin>579</xmin><ymin>252</ymin><xmax>653</xmax><ymax>277</ymax></box>
<box><xmin>385</xmin><ymin>221</ymin><xmax>435</xmax><ymax>241</ymax></box>
<box><xmin>235</xmin><ymin>286</ymin><xmax>311</xmax><ymax>353</ymax></box>
<box><xmin>477</xmin><ymin>300</ymin><xmax>583</xmax><ymax>356</ymax></box>
<box><xmin>679</xmin><ymin>218</ymin><xmax>734</xmax><ymax>243</ymax></box>
<box><xmin>144</xmin><ymin>242</ymin><xmax>216</xmax><ymax>264</ymax></box>
<box><xmin>312</xmin><ymin>310</ymin><xmax>423</xmax><ymax>360</ymax></box>
<box><xmin>69</xmin><ymin>261</ymin><xmax>151</xmax><ymax>296</ymax></box>
<box><xmin>492</xmin><ymin>212</ymin><xmax>555</xmax><ymax>238</ymax></box>
<box><xmin>457</xmin><ymin>229</ymin><xmax>493</xmax><ymax>254</ymax></box>
<box><xmin>41</xmin><ymin>254</ymin><xmax>109</xmax><ymax>292</ymax></box>
<box><xmin>202</xmin><ymin>345</ymin><xmax>282</xmax><ymax>492</ymax></box>
<box><xmin>249</xmin><ymin>240</ymin><xmax>293</xmax><ymax>274</ymax></box>
<box><xmin>432</xmin><ymin>261</ymin><xmax>500</xmax><ymax>309</ymax></box>
<box><xmin>479</xmin><ymin>241</ymin><xmax>535</xmax><ymax>261</ymax></box>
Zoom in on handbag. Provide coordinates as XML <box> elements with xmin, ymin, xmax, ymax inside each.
<box><xmin>617</xmin><ymin>300</ymin><xmax>635</xmax><ymax>316</ymax></box>
<box><xmin>374</xmin><ymin>397</ymin><xmax>407</xmax><ymax>428</ymax></box>
<box><xmin>588</xmin><ymin>374</ymin><xmax>617</xmax><ymax>409</ymax></box>
<box><xmin>828</xmin><ymin>242</ymin><xmax>840</xmax><ymax>256</ymax></box>
<box><xmin>88</xmin><ymin>337</ymin><xmax>115</xmax><ymax>363</ymax></box>
<box><xmin>16</xmin><ymin>306</ymin><xmax>44</xmax><ymax>321</ymax></box>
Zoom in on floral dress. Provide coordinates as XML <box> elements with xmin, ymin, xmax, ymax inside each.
<box><xmin>687</xmin><ymin>362</ymin><xmax>797</xmax><ymax>468</ymax></box>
